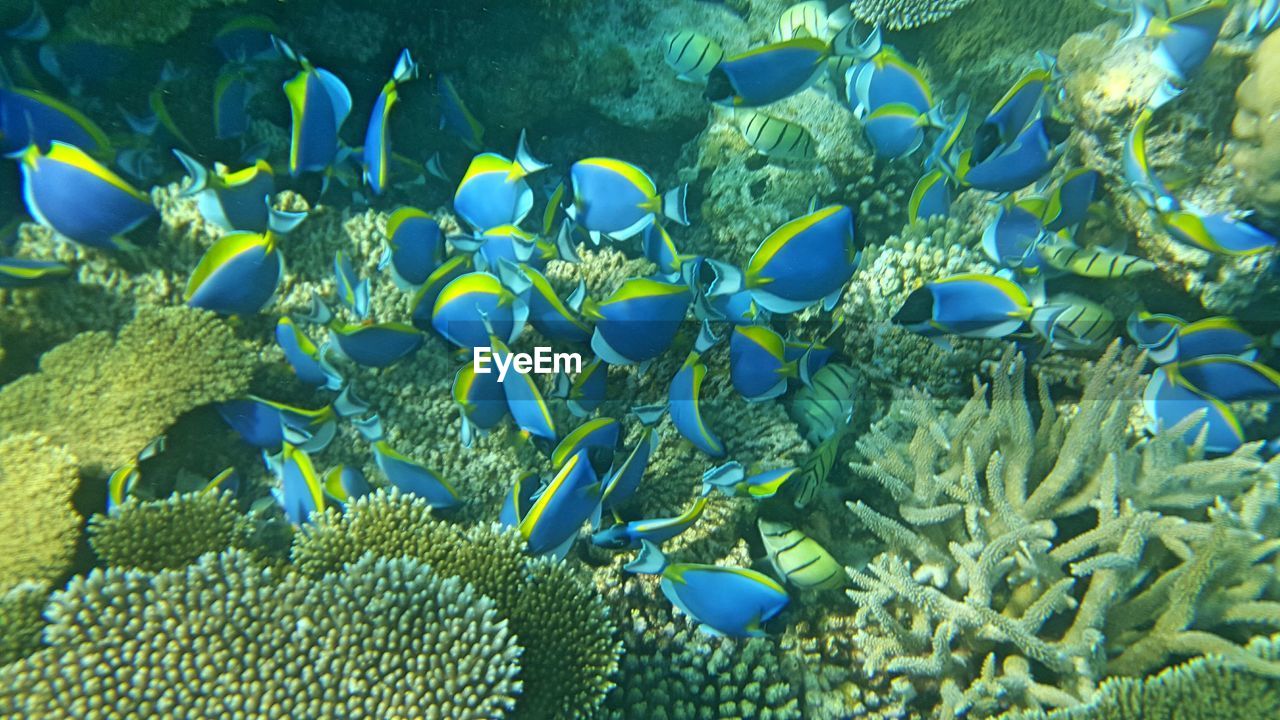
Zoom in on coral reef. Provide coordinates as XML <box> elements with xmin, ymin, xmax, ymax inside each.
<box><xmin>290</xmin><ymin>491</ymin><xmax>621</xmax><ymax>720</ymax></box>
<box><xmin>0</xmin><ymin>433</ymin><xmax>81</xmax><ymax>595</ymax></box>
<box><xmin>998</xmin><ymin>632</ymin><xmax>1280</xmax><ymax>719</ymax></box>
<box><xmin>0</xmin><ymin>583</ymin><xmax>47</xmax><ymax>667</ymax></box>
<box><xmin>0</xmin><ymin>306</ymin><xmax>254</xmax><ymax>475</ymax></box>
<box><xmin>851</xmin><ymin>0</ymin><xmax>978</xmax><ymax>30</ymax></box>
<box><xmin>844</xmin><ymin>344</ymin><xmax>1280</xmax><ymax>718</ymax></box>
<box><xmin>66</xmin><ymin>0</ymin><xmax>248</xmax><ymax>45</ymax></box>
<box><xmin>87</xmin><ymin>492</ymin><xmax>245</xmax><ymax>571</ymax></box>
<box><xmin>0</xmin><ymin>550</ymin><xmax>523</xmax><ymax>719</ymax></box>
<box><xmin>1231</xmin><ymin>29</ymin><xmax>1280</xmax><ymax>218</ymax></box>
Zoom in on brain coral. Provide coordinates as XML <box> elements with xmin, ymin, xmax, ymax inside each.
<box><xmin>851</xmin><ymin>0</ymin><xmax>978</xmax><ymax>30</ymax></box>
<box><xmin>87</xmin><ymin>491</ymin><xmax>245</xmax><ymax>571</ymax></box>
<box><xmin>291</xmin><ymin>490</ymin><xmax>620</xmax><ymax>720</ymax></box>
<box><xmin>0</xmin><ymin>433</ymin><xmax>81</xmax><ymax>595</ymax></box>
<box><xmin>0</xmin><ymin>306</ymin><xmax>254</xmax><ymax>475</ymax></box>
<box><xmin>0</xmin><ymin>550</ymin><xmax>523</xmax><ymax>719</ymax></box>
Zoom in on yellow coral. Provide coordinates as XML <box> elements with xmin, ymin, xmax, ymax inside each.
<box><xmin>0</xmin><ymin>433</ymin><xmax>81</xmax><ymax>595</ymax></box>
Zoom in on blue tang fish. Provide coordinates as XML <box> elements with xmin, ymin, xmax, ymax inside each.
<box><xmin>328</xmin><ymin>322</ymin><xmax>423</xmax><ymax>368</ymax></box>
<box><xmin>275</xmin><ymin>442</ymin><xmax>326</xmax><ymax>525</ymax></box>
<box><xmin>0</xmin><ymin>257</ymin><xmax>71</xmax><ymax>288</ymax></box>
<box><xmin>185</xmin><ymin>229</ymin><xmax>285</xmax><ymax>315</ymax></box>
<box><xmin>555</xmin><ymin>356</ymin><xmax>608</xmax><ymax>417</ymax></box>
<box><xmin>1159</xmin><ymin>210</ymin><xmax>1278</xmax><ymax>256</ymax></box>
<box><xmin>410</xmin><ymin>253</ymin><xmax>473</xmax><ymax>332</ymax></box>
<box><xmin>277</xmin><ymin>38</ymin><xmax>352</xmax><ymax>175</ymax></box>
<box><xmin>669</xmin><ymin>351</ymin><xmax>725</xmax><ymax>458</ymax></box>
<box><xmin>364</xmin><ymin>49</ymin><xmax>419</xmax><ymax>195</ymax></box>
<box><xmin>322</xmin><ymin>464</ymin><xmax>371</xmax><ymax>506</ymax></box>
<box><xmin>275</xmin><ymin>317</ymin><xmax>342</xmax><ymax>389</ymax></box>
<box><xmin>551</xmin><ymin>417</ymin><xmax>621</xmax><ymax>469</ymax></box>
<box><xmin>431</xmin><ymin>271</ymin><xmax>528</xmax><ymax>349</ymax></box>
<box><xmin>1172</xmin><ymin>355</ymin><xmax>1280</xmax><ymax>403</ymax></box>
<box><xmin>626</xmin><ymin>541</ymin><xmax>789</xmax><ymax>637</ymax></box>
<box><xmin>893</xmin><ymin>273</ymin><xmax>1033</xmax><ymax>346</ymax></box>
<box><xmin>730</xmin><ymin>325</ymin><xmax>796</xmax><ymax>401</ymax></box>
<box><xmin>21</xmin><ymin>141</ymin><xmax>153</xmax><ymax>250</ymax></box>
<box><xmin>213</xmin><ymin>68</ymin><xmax>253</xmax><ymax>140</ymax></box>
<box><xmin>333</xmin><ymin>250</ymin><xmax>370</xmax><ymax>319</ymax></box>
<box><xmin>705</xmin><ymin>37</ymin><xmax>828</xmax><ymax>107</ymax></box>
<box><xmin>452</xmin><ymin>362</ymin><xmax>509</xmax><ymax>446</ymax></box>
<box><xmin>908</xmin><ymin>170</ymin><xmax>951</xmax><ymax>225</ymax></box>
<box><xmin>1126</xmin><ymin>0</ymin><xmax>1228</xmax><ymax>81</ymax></box>
<box><xmin>583</xmin><ymin>278</ymin><xmax>691</xmax><ymax>365</ymax></box>
<box><xmin>489</xmin><ymin>334</ymin><xmax>558</xmax><ymax>440</ymax></box>
<box><xmin>701</xmin><ymin>462</ymin><xmax>798</xmax><ymax>499</ymax></box>
<box><xmin>437</xmin><ymin>74</ymin><xmax>484</xmax><ymax>149</ymax></box>
<box><xmin>592</xmin><ymin>497</ymin><xmax>708</xmax><ymax>550</ymax></box>
<box><xmin>1143</xmin><ymin>365</ymin><xmax>1243</xmax><ymax>455</ymax></box>
<box><xmin>568</xmin><ymin>157</ymin><xmax>689</xmax><ymax>242</ymax></box>
<box><xmin>453</xmin><ymin>130</ymin><xmax>549</xmax><ymax>232</ymax></box>
<box><xmin>0</xmin><ymin>86</ymin><xmax>110</xmax><ymax>155</ymax></box>
<box><xmin>217</xmin><ymin>397</ymin><xmax>337</xmax><ymax>453</ymax></box>
<box><xmin>172</xmin><ymin>151</ymin><xmax>305</xmax><ymax>234</ymax></box>
<box><xmin>382</xmin><ymin>207</ymin><xmax>445</xmax><ymax>289</ymax></box>
<box><xmin>741</xmin><ymin>204</ymin><xmax>859</xmax><ymax>314</ymax></box>
<box><xmin>518</xmin><ymin>450</ymin><xmax>602</xmax><ymax>557</ymax></box>
<box><xmin>599</xmin><ymin>426</ymin><xmax>658</xmax><ymax>513</ymax></box>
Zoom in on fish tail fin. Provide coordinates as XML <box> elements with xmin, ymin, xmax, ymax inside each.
<box><xmin>624</xmin><ymin>539</ymin><xmax>668</xmax><ymax>574</ymax></box>
<box><xmin>353</xmin><ymin>412</ymin><xmax>385</xmax><ymax>442</ymax></box>
<box><xmin>510</xmin><ymin>129</ymin><xmax>551</xmax><ymax>180</ymax></box>
<box><xmin>1121</xmin><ymin>2</ymin><xmax>1156</xmax><ymax>41</ymax></box>
<box><xmin>392</xmin><ymin>49</ymin><xmax>418</xmax><ymax>84</ymax></box>
<box><xmin>1148</xmin><ymin>79</ymin><xmax>1184</xmax><ymax>111</ymax></box>
<box><xmin>171</xmin><ymin>149</ymin><xmax>209</xmax><ymax>195</ymax></box>
<box><xmin>266</xmin><ymin>199</ymin><xmax>308</xmax><ymax>235</ymax></box>
<box><xmin>661</xmin><ymin>184</ymin><xmax>690</xmax><ymax>226</ymax></box>
<box><xmin>831</xmin><ymin>22</ymin><xmax>881</xmax><ymax>59</ymax></box>
<box><xmin>271</xmin><ymin>35</ymin><xmax>300</xmax><ymax>64</ymax></box>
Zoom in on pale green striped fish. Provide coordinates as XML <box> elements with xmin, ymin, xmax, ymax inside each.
<box><xmin>789</xmin><ymin>363</ymin><xmax>857</xmax><ymax>444</ymax></box>
<box><xmin>758</xmin><ymin>518</ymin><xmax>844</xmax><ymax>590</ymax></box>
<box><xmin>790</xmin><ymin>422</ymin><xmax>849</xmax><ymax>508</ymax></box>
<box><xmin>735</xmin><ymin>112</ymin><xmax>817</xmax><ymax>161</ymax></box>
<box><xmin>1030</xmin><ymin>294</ymin><xmax>1116</xmax><ymax>351</ymax></box>
<box><xmin>1038</xmin><ymin>239</ymin><xmax>1156</xmax><ymax>278</ymax></box>
<box><xmin>661</xmin><ymin>30</ymin><xmax>724</xmax><ymax>84</ymax></box>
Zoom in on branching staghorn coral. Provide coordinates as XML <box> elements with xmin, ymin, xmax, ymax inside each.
<box><xmin>0</xmin><ymin>550</ymin><xmax>523</xmax><ymax>719</ymax></box>
<box><xmin>0</xmin><ymin>306</ymin><xmax>254</xmax><ymax>475</ymax></box>
<box><xmin>87</xmin><ymin>491</ymin><xmax>245</xmax><ymax>571</ymax></box>
<box><xmin>0</xmin><ymin>433</ymin><xmax>81</xmax><ymax>595</ymax></box>
<box><xmin>291</xmin><ymin>491</ymin><xmax>621</xmax><ymax>720</ymax></box>
<box><xmin>844</xmin><ymin>343</ymin><xmax>1280</xmax><ymax>718</ymax></box>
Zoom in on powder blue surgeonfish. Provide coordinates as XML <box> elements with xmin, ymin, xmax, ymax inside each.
<box><xmin>509</xmin><ymin>264</ymin><xmax>591</xmax><ymax>344</ymax></box>
<box><xmin>213</xmin><ymin>15</ymin><xmax>280</xmax><ymax>62</ymax></box>
<box><xmin>0</xmin><ymin>86</ymin><xmax>111</xmax><ymax>155</ymax></box>
<box><xmin>908</xmin><ymin>170</ymin><xmax>951</xmax><ymax>225</ymax></box>
<box><xmin>1124</xmin><ymin>0</ymin><xmax>1228</xmax><ymax>82</ymax></box>
<box><xmin>217</xmin><ymin>397</ymin><xmax>337</xmax><ymax>453</ymax></box>
<box><xmin>847</xmin><ymin>45</ymin><xmax>932</xmax><ymax>118</ymax></box>
<box><xmin>705</xmin><ymin>37</ymin><xmax>828</xmax><ymax>107</ymax></box>
<box><xmin>1158</xmin><ymin>210</ymin><xmax>1278</xmax><ymax>257</ymax></box>
<box><xmin>364</xmin><ymin>49</ymin><xmax>419</xmax><ymax>195</ymax></box>
<box><xmin>1144</xmin><ymin>365</ymin><xmax>1243</xmax><ymax>455</ymax></box>
<box><xmin>730</xmin><ymin>325</ymin><xmax>796</xmax><ymax>401</ymax></box>
<box><xmin>488</xmin><ymin>333</ymin><xmax>558</xmax><ymax>440</ymax></box>
<box><xmin>3</xmin><ymin>0</ymin><xmax>48</xmax><ymax>40</ymax></box>
<box><xmin>382</xmin><ymin>207</ymin><xmax>445</xmax><ymax>289</ymax></box>
<box><xmin>700</xmin><ymin>461</ymin><xmax>799</xmax><ymax>499</ymax></box>
<box><xmin>733</xmin><ymin>204</ymin><xmax>859</xmax><ymax>314</ymax></box>
<box><xmin>452</xmin><ymin>361</ymin><xmax>508</xmax><ymax>446</ymax></box>
<box><xmin>437</xmin><ymin>74</ymin><xmax>484</xmax><ymax>150</ymax></box>
<box><xmin>972</xmin><ymin>69</ymin><xmax>1049</xmax><ymax>155</ymax></box>
<box><xmin>598</xmin><ymin>427</ymin><xmax>658</xmax><ymax>516</ymax></box>
<box><xmin>276</xmin><ymin>38</ymin><xmax>352</xmax><ymax>176</ymax></box>
<box><xmin>0</xmin><ymin>257</ymin><xmax>71</xmax><ymax>288</ymax></box>
<box><xmin>431</xmin><ymin>271</ymin><xmax>528</xmax><ymax>349</ymax></box>
<box><xmin>356</xmin><ymin>416</ymin><xmax>460</xmax><ymax>511</ymax></box>
<box><xmin>453</xmin><ymin>131</ymin><xmax>550</xmax><ymax>232</ymax></box>
<box><xmin>1127</xmin><ymin>313</ymin><xmax>1263</xmax><ymax>366</ymax></box>
<box><xmin>172</xmin><ymin>151</ymin><xmax>305</xmax><ymax>234</ymax></box>
<box><xmin>213</xmin><ymin>68</ymin><xmax>253</xmax><ymax>140</ymax></box>
<box><xmin>21</xmin><ymin>141</ymin><xmax>154</xmax><ymax>250</ymax></box>
<box><xmin>274</xmin><ymin>442</ymin><xmax>326</xmax><ymax>525</ymax></box>
<box><xmin>555</xmin><ymin>356</ymin><xmax>609</xmax><ymax>417</ymax></box>
<box><xmin>327</xmin><ymin>322</ymin><xmax>423</xmax><ymax>368</ymax></box>
<box><xmin>982</xmin><ymin>201</ymin><xmax>1048</xmax><ymax>273</ymax></box>
<box><xmin>551</xmin><ymin>417</ymin><xmax>621</xmax><ymax>470</ymax></box>
<box><xmin>670</xmin><ymin>351</ymin><xmax>725</xmax><ymax>458</ymax></box>
<box><xmin>893</xmin><ymin>273</ymin><xmax>1033</xmax><ymax>347</ymax></box>
<box><xmin>322</xmin><ymin>464</ymin><xmax>371</xmax><ymax>506</ymax></box>
<box><xmin>1171</xmin><ymin>355</ymin><xmax>1280</xmax><ymax>403</ymax></box>
<box><xmin>862</xmin><ymin>102</ymin><xmax>935</xmax><ymax>159</ymax></box>
<box><xmin>409</xmin><ymin>254</ymin><xmax>473</xmax><ymax>332</ymax></box>
<box><xmin>583</xmin><ymin>278</ymin><xmax>691</xmax><ymax>365</ymax></box>
<box><xmin>592</xmin><ymin>497</ymin><xmax>708</xmax><ymax>550</ymax></box>
<box><xmin>333</xmin><ymin>250</ymin><xmax>370</xmax><ymax>319</ymax></box>
<box><xmin>275</xmin><ymin>317</ymin><xmax>342</xmax><ymax>389</ymax></box>
<box><xmin>185</xmin><ymin>212</ymin><xmax>301</xmax><ymax>315</ymax></box>
<box><xmin>568</xmin><ymin>158</ymin><xmax>690</xmax><ymax>243</ymax></box>
<box><xmin>626</xmin><ymin>541</ymin><xmax>789</xmax><ymax>638</ymax></box>
<box><xmin>961</xmin><ymin>117</ymin><xmax>1066</xmax><ymax>193</ymax></box>
<box><xmin>518</xmin><ymin>450</ymin><xmax>602</xmax><ymax>558</ymax></box>
<box><xmin>1041</xmin><ymin>168</ymin><xmax>1100</xmax><ymax>232</ymax></box>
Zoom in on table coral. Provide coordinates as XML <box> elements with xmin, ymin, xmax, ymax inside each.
<box><xmin>0</xmin><ymin>433</ymin><xmax>81</xmax><ymax>596</ymax></box>
<box><xmin>0</xmin><ymin>306</ymin><xmax>255</xmax><ymax>475</ymax></box>
<box><xmin>0</xmin><ymin>550</ymin><xmax>523</xmax><ymax>719</ymax></box>
<box><xmin>87</xmin><ymin>492</ymin><xmax>245</xmax><ymax>571</ymax></box>
<box><xmin>851</xmin><ymin>0</ymin><xmax>978</xmax><ymax>30</ymax></box>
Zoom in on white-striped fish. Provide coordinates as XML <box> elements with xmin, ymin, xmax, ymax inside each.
<box><xmin>758</xmin><ymin>518</ymin><xmax>844</xmax><ymax>590</ymax></box>
<box><xmin>771</xmin><ymin>1</ymin><xmax>851</xmax><ymax>41</ymax></box>
<box><xmin>735</xmin><ymin>111</ymin><xmax>817</xmax><ymax>161</ymax></box>
<box><xmin>790</xmin><ymin>422</ymin><xmax>849</xmax><ymax>508</ymax></box>
<box><xmin>1030</xmin><ymin>294</ymin><xmax>1116</xmax><ymax>351</ymax></box>
<box><xmin>661</xmin><ymin>30</ymin><xmax>724</xmax><ymax>84</ymax></box>
<box><xmin>789</xmin><ymin>363</ymin><xmax>856</xmax><ymax>444</ymax></box>
<box><xmin>1037</xmin><ymin>239</ymin><xmax>1156</xmax><ymax>278</ymax></box>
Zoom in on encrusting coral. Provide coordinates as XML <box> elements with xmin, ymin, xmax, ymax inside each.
<box><xmin>65</xmin><ymin>0</ymin><xmax>247</xmax><ymax>45</ymax></box>
<box><xmin>0</xmin><ymin>433</ymin><xmax>81</xmax><ymax>596</ymax></box>
<box><xmin>87</xmin><ymin>491</ymin><xmax>245</xmax><ymax>571</ymax></box>
<box><xmin>291</xmin><ymin>491</ymin><xmax>621</xmax><ymax>720</ymax></box>
<box><xmin>843</xmin><ymin>343</ymin><xmax>1280</xmax><ymax>718</ymax></box>
<box><xmin>0</xmin><ymin>306</ymin><xmax>254</xmax><ymax>475</ymax></box>
<box><xmin>0</xmin><ymin>550</ymin><xmax>524</xmax><ymax>719</ymax></box>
